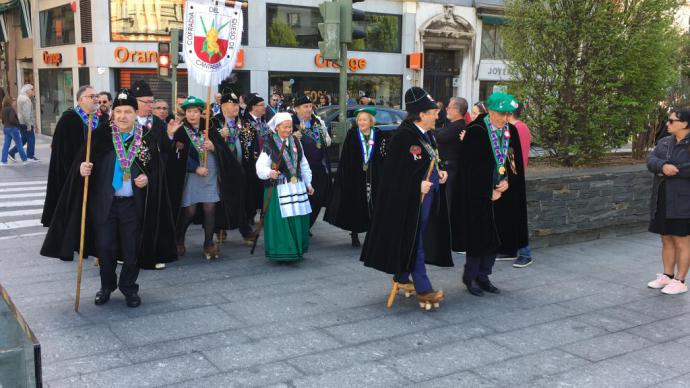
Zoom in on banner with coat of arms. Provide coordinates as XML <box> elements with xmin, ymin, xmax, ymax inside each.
<box><xmin>183</xmin><ymin>0</ymin><xmax>244</xmax><ymax>87</ymax></box>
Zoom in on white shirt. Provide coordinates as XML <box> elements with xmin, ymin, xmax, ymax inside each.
<box><xmin>255</xmin><ymin>139</ymin><xmax>313</xmax><ymax>187</ymax></box>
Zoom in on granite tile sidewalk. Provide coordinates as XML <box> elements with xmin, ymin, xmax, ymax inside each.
<box><xmin>1</xmin><ymin>222</ymin><xmax>686</xmax><ymax>387</ymax></box>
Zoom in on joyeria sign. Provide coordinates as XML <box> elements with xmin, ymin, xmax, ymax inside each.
<box><xmin>314</xmin><ymin>53</ymin><xmax>367</xmax><ymax>72</ymax></box>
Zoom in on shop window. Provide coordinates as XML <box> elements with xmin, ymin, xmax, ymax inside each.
<box><xmin>267</xmin><ymin>4</ymin><xmax>401</xmax><ymax>53</ymax></box>
<box><xmin>78</xmin><ymin>68</ymin><xmax>90</xmax><ymax>87</ymax></box>
<box><xmin>39</xmin><ymin>69</ymin><xmax>74</xmax><ymax>135</ymax></box>
<box><xmin>480</xmin><ymin>24</ymin><xmax>507</xmax><ymax>60</ymax></box>
<box><xmin>110</xmin><ymin>0</ymin><xmax>248</xmax><ymax>44</ymax></box>
<box><xmin>40</xmin><ymin>5</ymin><xmax>76</xmax><ymax>47</ymax></box>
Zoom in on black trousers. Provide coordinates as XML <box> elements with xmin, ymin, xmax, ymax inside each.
<box><xmin>464</xmin><ymin>253</ymin><xmax>497</xmax><ymax>282</ymax></box>
<box><xmin>95</xmin><ymin>197</ymin><xmax>140</xmax><ymax>296</ymax></box>
<box><xmin>444</xmin><ymin>160</ymin><xmax>458</xmax><ymax>217</ymax></box>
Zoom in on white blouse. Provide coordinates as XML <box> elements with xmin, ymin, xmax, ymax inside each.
<box><xmin>255</xmin><ymin>140</ymin><xmax>313</xmax><ymax>187</ymax></box>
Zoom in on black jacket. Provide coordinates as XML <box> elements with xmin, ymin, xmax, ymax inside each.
<box><xmin>435</xmin><ymin>119</ymin><xmax>466</xmax><ymax>162</ymax></box>
<box><xmin>647</xmin><ymin>133</ymin><xmax>690</xmax><ymax>219</ymax></box>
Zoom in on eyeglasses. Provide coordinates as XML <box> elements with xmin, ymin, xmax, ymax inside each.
<box><xmin>83</xmin><ymin>94</ymin><xmax>98</xmax><ymax>100</ymax></box>
<box><xmin>668</xmin><ymin>118</ymin><xmax>683</xmax><ymax>123</ymax></box>
<box><xmin>98</xmin><ymin>100</ymin><xmax>109</xmax><ymax>105</ymax></box>
<box><xmin>154</xmin><ymin>107</ymin><xmax>169</xmax><ymax>111</ymax></box>
<box><xmin>137</xmin><ymin>98</ymin><xmax>154</xmax><ymax>105</ymax></box>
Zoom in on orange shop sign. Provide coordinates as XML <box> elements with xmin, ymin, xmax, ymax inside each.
<box><xmin>43</xmin><ymin>51</ymin><xmax>62</xmax><ymax>66</ymax></box>
<box><xmin>314</xmin><ymin>53</ymin><xmax>367</xmax><ymax>72</ymax></box>
<box><xmin>114</xmin><ymin>46</ymin><xmax>159</xmax><ymax>64</ymax></box>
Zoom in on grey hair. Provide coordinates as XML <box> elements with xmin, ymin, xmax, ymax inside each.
<box><xmin>449</xmin><ymin>97</ymin><xmax>468</xmax><ymax>116</ymax></box>
<box><xmin>153</xmin><ymin>99</ymin><xmax>168</xmax><ymax>105</ymax></box>
<box><xmin>76</xmin><ymin>85</ymin><xmax>94</xmax><ymax>101</ymax></box>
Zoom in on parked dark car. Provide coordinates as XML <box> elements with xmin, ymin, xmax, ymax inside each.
<box><xmin>316</xmin><ymin>105</ymin><xmax>406</xmax><ymax>169</ymax></box>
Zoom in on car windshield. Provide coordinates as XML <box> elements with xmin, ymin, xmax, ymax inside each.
<box><xmin>347</xmin><ymin>109</ymin><xmax>404</xmax><ymax>126</ymax></box>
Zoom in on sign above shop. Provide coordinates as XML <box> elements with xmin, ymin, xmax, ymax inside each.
<box><xmin>114</xmin><ymin>46</ymin><xmax>159</xmax><ymax>64</ymax></box>
<box><xmin>43</xmin><ymin>51</ymin><xmax>62</xmax><ymax>66</ymax></box>
<box><xmin>314</xmin><ymin>53</ymin><xmax>367</xmax><ymax>73</ymax></box>
<box><xmin>477</xmin><ymin>60</ymin><xmax>512</xmax><ymax>81</ymax></box>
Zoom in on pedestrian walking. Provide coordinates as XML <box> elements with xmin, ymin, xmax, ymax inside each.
<box><xmin>41</xmin><ymin>86</ymin><xmax>99</xmax><ymax>233</ymax></box>
<box><xmin>291</xmin><ymin>96</ymin><xmax>331</xmax><ymax>229</ymax></box>
<box><xmin>1</xmin><ymin>95</ymin><xmax>28</xmax><ymax>165</ymax></box>
<box><xmin>255</xmin><ymin>112</ymin><xmax>314</xmax><ymax>261</ymax></box>
<box><xmin>40</xmin><ymin>90</ymin><xmax>176</xmax><ymax>307</ymax></box>
<box><xmin>451</xmin><ymin>92</ymin><xmax>528</xmax><ymax>297</ymax></box>
<box><xmin>361</xmin><ymin>87</ymin><xmax>452</xmax><ymax>310</ymax></box>
<box><xmin>646</xmin><ymin>108</ymin><xmax>690</xmax><ymax>295</ymax></box>
<box><xmin>324</xmin><ymin>107</ymin><xmax>389</xmax><ymax>247</ymax></box>
<box><xmin>9</xmin><ymin>84</ymin><xmax>38</xmax><ymax>161</ymax></box>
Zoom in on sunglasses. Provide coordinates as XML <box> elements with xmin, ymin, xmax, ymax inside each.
<box><xmin>668</xmin><ymin>118</ymin><xmax>683</xmax><ymax>123</ymax></box>
<box><xmin>98</xmin><ymin>100</ymin><xmax>109</xmax><ymax>105</ymax></box>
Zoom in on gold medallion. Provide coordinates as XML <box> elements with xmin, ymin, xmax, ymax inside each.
<box><xmin>363</xmin><ymin>164</ymin><xmax>368</xmax><ymax>172</ymax></box>
<box><xmin>316</xmin><ymin>143</ymin><xmax>322</xmax><ymax>149</ymax></box>
<box><xmin>123</xmin><ymin>171</ymin><xmax>130</xmax><ymax>181</ymax></box>
<box><xmin>290</xmin><ymin>176</ymin><xmax>297</xmax><ymax>184</ymax></box>
<box><xmin>498</xmin><ymin>166</ymin><xmax>506</xmax><ymax>175</ymax></box>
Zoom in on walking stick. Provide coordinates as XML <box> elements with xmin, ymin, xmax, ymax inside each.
<box><xmin>74</xmin><ymin>114</ymin><xmax>94</xmax><ymax>312</ymax></box>
<box><xmin>203</xmin><ymin>87</ymin><xmax>212</xmax><ymax>168</ymax></box>
<box><xmin>250</xmin><ymin>139</ymin><xmax>288</xmax><ymax>254</ymax></box>
<box><xmin>386</xmin><ymin>158</ymin><xmax>436</xmax><ymax>309</ymax></box>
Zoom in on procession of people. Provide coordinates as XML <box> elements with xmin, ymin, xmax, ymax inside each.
<box><xmin>37</xmin><ymin>77</ymin><xmax>534</xmax><ymax>311</ymax></box>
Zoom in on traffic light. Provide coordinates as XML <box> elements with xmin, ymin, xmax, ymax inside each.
<box><xmin>158</xmin><ymin>42</ymin><xmax>170</xmax><ymax>77</ymax></box>
<box><xmin>339</xmin><ymin>0</ymin><xmax>366</xmax><ymax>44</ymax></box>
<box><xmin>170</xmin><ymin>29</ymin><xmax>182</xmax><ymax>66</ymax></box>
<box><xmin>318</xmin><ymin>1</ymin><xmax>341</xmax><ymax>60</ymax></box>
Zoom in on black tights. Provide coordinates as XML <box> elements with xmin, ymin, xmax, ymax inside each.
<box><xmin>176</xmin><ymin>203</ymin><xmax>216</xmax><ymax>248</ymax></box>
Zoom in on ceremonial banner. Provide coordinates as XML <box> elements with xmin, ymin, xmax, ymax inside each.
<box><xmin>183</xmin><ymin>0</ymin><xmax>243</xmax><ymax>86</ymax></box>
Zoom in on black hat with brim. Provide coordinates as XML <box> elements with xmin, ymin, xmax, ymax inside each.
<box><xmin>132</xmin><ymin>80</ymin><xmax>153</xmax><ymax>98</ymax></box>
<box><xmin>294</xmin><ymin>95</ymin><xmax>312</xmax><ymax>107</ymax></box>
<box><xmin>404</xmin><ymin>86</ymin><xmax>438</xmax><ymax>114</ymax></box>
<box><xmin>112</xmin><ymin>89</ymin><xmax>138</xmax><ymax>110</ymax></box>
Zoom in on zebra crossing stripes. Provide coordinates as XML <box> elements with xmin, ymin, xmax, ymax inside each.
<box><xmin>0</xmin><ymin>180</ymin><xmax>47</xmax><ymax>239</ymax></box>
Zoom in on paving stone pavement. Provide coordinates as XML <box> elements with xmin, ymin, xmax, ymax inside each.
<box><xmin>1</xmin><ymin>195</ymin><xmax>688</xmax><ymax>386</ymax></box>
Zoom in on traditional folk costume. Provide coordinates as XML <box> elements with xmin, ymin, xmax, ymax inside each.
<box><xmin>361</xmin><ymin>87</ymin><xmax>453</xmax><ymax>310</ymax></box>
<box><xmin>451</xmin><ymin>92</ymin><xmax>528</xmax><ymax>296</ymax></box>
<box><xmin>324</xmin><ymin>107</ymin><xmax>389</xmax><ymax>247</ymax></box>
<box><xmin>255</xmin><ymin>112</ymin><xmax>313</xmax><ymax>261</ymax></box>
<box><xmin>291</xmin><ymin>96</ymin><xmax>332</xmax><ymax>227</ymax></box>
<box><xmin>207</xmin><ymin>90</ymin><xmax>256</xmax><ymax>244</ymax></box>
<box><xmin>166</xmin><ymin>96</ymin><xmax>246</xmax><ymax>260</ymax></box>
<box><xmin>241</xmin><ymin>93</ymin><xmax>269</xmax><ymax>224</ymax></box>
<box><xmin>40</xmin><ymin>90</ymin><xmax>177</xmax><ymax>307</ymax></box>
<box><xmin>132</xmin><ymin>80</ymin><xmax>170</xmax><ymax>160</ymax></box>
<box><xmin>41</xmin><ymin>105</ymin><xmax>100</xmax><ymax>230</ymax></box>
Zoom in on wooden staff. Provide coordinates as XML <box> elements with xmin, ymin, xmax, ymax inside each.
<box><xmin>386</xmin><ymin>157</ymin><xmax>436</xmax><ymax>309</ymax></box>
<box><xmin>74</xmin><ymin>114</ymin><xmax>94</xmax><ymax>312</ymax></box>
<box><xmin>250</xmin><ymin>138</ymin><xmax>288</xmax><ymax>254</ymax></box>
<box><xmin>203</xmin><ymin>87</ymin><xmax>212</xmax><ymax>168</ymax></box>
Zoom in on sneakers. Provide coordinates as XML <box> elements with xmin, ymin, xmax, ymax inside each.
<box><xmin>662</xmin><ymin>279</ymin><xmax>688</xmax><ymax>295</ymax></box>
<box><xmin>7</xmin><ymin>154</ymin><xmax>15</xmax><ymax>162</ymax></box>
<box><xmin>647</xmin><ymin>273</ymin><xmax>673</xmax><ymax>289</ymax></box>
<box><xmin>0</xmin><ymin>162</ymin><xmax>8</xmax><ymax>166</ymax></box>
<box><xmin>513</xmin><ymin>256</ymin><xmax>533</xmax><ymax>268</ymax></box>
<box><xmin>29</xmin><ymin>156</ymin><xmax>39</xmax><ymax>161</ymax></box>
<box><xmin>496</xmin><ymin>253</ymin><xmax>517</xmax><ymax>261</ymax></box>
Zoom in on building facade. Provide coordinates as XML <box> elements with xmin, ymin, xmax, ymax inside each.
<box><xmin>31</xmin><ymin>0</ymin><xmax>510</xmax><ymax>135</ymax></box>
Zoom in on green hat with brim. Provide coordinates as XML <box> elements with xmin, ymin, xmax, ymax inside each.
<box><xmin>485</xmin><ymin>92</ymin><xmax>519</xmax><ymax>113</ymax></box>
<box><xmin>181</xmin><ymin>96</ymin><xmax>206</xmax><ymax>110</ymax></box>
<box><xmin>354</xmin><ymin>107</ymin><xmax>377</xmax><ymax>117</ymax></box>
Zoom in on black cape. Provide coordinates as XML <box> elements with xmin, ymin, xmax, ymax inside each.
<box><xmin>360</xmin><ymin>120</ymin><xmax>453</xmax><ymax>274</ymax></box>
<box><xmin>41</xmin><ymin>109</ymin><xmax>96</xmax><ymax>227</ymax></box>
<box><xmin>324</xmin><ymin>126</ymin><xmax>389</xmax><ymax>233</ymax></box>
<box><xmin>292</xmin><ymin>114</ymin><xmax>331</xmax><ymax>224</ymax></box>
<box><xmin>165</xmin><ymin>118</ymin><xmax>247</xmax><ymax>231</ymax></box>
<box><xmin>451</xmin><ymin>114</ymin><xmax>529</xmax><ymax>256</ymax></box>
<box><xmin>40</xmin><ymin>122</ymin><xmax>178</xmax><ymax>269</ymax></box>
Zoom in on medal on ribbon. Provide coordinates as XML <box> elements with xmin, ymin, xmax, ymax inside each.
<box><xmin>359</xmin><ymin>128</ymin><xmax>376</xmax><ymax>172</ymax></box>
<box><xmin>111</xmin><ymin>122</ymin><xmax>143</xmax><ymax>183</ymax></box>
<box><xmin>185</xmin><ymin>126</ymin><xmax>206</xmax><ymax>165</ymax></box>
<box><xmin>484</xmin><ymin>116</ymin><xmax>510</xmax><ymax>177</ymax></box>
<box><xmin>273</xmin><ymin>134</ymin><xmax>298</xmax><ymax>182</ymax></box>
<box><xmin>223</xmin><ymin>117</ymin><xmax>239</xmax><ymax>152</ymax></box>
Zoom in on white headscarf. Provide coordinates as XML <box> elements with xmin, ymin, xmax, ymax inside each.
<box><xmin>267</xmin><ymin>112</ymin><xmax>293</xmax><ymax>133</ymax></box>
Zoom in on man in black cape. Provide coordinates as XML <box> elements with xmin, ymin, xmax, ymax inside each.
<box><xmin>242</xmin><ymin>92</ymin><xmax>268</xmax><ymax>224</ymax></box>
<box><xmin>292</xmin><ymin>95</ymin><xmax>332</xmax><ymax>227</ymax></box>
<box><xmin>451</xmin><ymin>92</ymin><xmax>528</xmax><ymax>296</ymax></box>
<box><xmin>132</xmin><ymin>80</ymin><xmax>170</xmax><ymax>158</ymax></box>
<box><xmin>40</xmin><ymin>90</ymin><xmax>177</xmax><ymax>307</ymax></box>
<box><xmin>361</xmin><ymin>87</ymin><xmax>452</xmax><ymax>310</ymax></box>
<box><xmin>41</xmin><ymin>85</ymin><xmax>100</xmax><ymax>235</ymax></box>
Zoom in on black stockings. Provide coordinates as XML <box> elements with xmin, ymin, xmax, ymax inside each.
<box><xmin>176</xmin><ymin>203</ymin><xmax>216</xmax><ymax>248</ymax></box>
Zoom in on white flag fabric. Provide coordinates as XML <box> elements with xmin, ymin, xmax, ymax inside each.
<box><xmin>183</xmin><ymin>0</ymin><xmax>244</xmax><ymax>87</ymax></box>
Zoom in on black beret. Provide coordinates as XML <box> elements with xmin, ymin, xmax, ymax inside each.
<box><xmin>131</xmin><ymin>80</ymin><xmax>153</xmax><ymax>98</ymax></box>
<box><xmin>294</xmin><ymin>95</ymin><xmax>312</xmax><ymax>107</ymax></box>
<box><xmin>245</xmin><ymin>93</ymin><xmax>264</xmax><ymax>110</ymax></box>
<box><xmin>404</xmin><ymin>87</ymin><xmax>437</xmax><ymax>114</ymax></box>
<box><xmin>112</xmin><ymin>89</ymin><xmax>138</xmax><ymax>110</ymax></box>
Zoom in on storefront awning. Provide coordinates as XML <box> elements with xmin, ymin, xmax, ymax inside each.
<box><xmin>0</xmin><ymin>14</ymin><xmax>7</xmax><ymax>43</ymax></box>
<box><xmin>479</xmin><ymin>14</ymin><xmax>507</xmax><ymax>25</ymax></box>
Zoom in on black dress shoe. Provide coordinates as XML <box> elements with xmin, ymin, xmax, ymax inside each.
<box><xmin>350</xmin><ymin>233</ymin><xmax>361</xmax><ymax>248</ymax></box>
<box><xmin>95</xmin><ymin>289</ymin><xmax>111</xmax><ymax>305</ymax></box>
<box><xmin>463</xmin><ymin>279</ymin><xmax>484</xmax><ymax>296</ymax></box>
<box><xmin>476</xmin><ymin>279</ymin><xmax>500</xmax><ymax>294</ymax></box>
<box><xmin>125</xmin><ymin>294</ymin><xmax>141</xmax><ymax>308</ymax></box>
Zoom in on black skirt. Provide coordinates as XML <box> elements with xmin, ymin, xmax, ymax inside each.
<box><xmin>649</xmin><ymin>182</ymin><xmax>690</xmax><ymax>236</ymax></box>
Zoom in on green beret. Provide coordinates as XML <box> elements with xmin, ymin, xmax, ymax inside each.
<box><xmin>485</xmin><ymin>92</ymin><xmax>519</xmax><ymax>113</ymax></box>
<box><xmin>354</xmin><ymin>107</ymin><xmax>377</xmax><ymax>117</ymax></box>
<box><xmin>181</xmin><ymin>96</ymin><xmax>206</xmax><ymax>110</ymax></box>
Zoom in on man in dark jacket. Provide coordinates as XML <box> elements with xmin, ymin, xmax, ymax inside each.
<box><xmin>435</xmin><ymin>97</ymin><xmax>467</xmax><ymax>218</ymax></box>
<box><xmin>361</xmin><ymin>87</ymin><xmax>452</xmax><ymax>310</ymax></box>
<box><xmin>452</xmin><ymin>92</ymin><xmax>528</xmax><ymax>296</ymax></box>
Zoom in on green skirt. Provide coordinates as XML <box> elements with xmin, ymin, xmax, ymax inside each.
<box><xmin>263</xmin><ymin>187</ymin><xmax>310</xmax><ymax>261</ymax></box>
